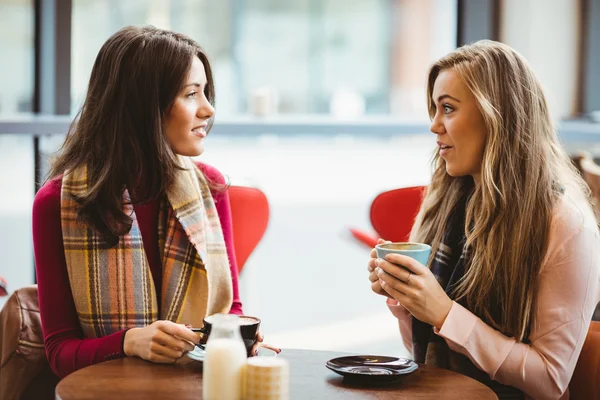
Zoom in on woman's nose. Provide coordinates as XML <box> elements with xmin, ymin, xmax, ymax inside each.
<box><xmin>429</xmin><ymin>113</ymin><xmax>445</xmax><ymax>135</ymax></box>
<box><xmin>197</xmin><ymin>97</ymin><xmax>215</xmax><ymax>119</ymax></box>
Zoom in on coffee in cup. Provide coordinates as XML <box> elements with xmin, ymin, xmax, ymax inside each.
<box><xmin>192</xmin><ymin>315</ymin><xmax>261</xmax><ymax>357</ymax></box>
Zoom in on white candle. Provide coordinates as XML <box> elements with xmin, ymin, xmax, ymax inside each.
<box><xmin>244</xmin><ymin>356</ymin><xmax>290</xmax><ymax>400</ymax></box>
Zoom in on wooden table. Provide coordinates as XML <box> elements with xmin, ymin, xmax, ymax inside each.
<box><xmin>56</xmin><ymin>349</ymin><xmax>497</xmax><ymax>399</ymax></box>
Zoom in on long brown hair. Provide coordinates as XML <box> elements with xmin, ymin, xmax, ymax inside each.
<box><xmin>49</xmin><ymin>26</ymin><xmax>215</xmax><ymax>244</ymax></box>
<box><xmin>411</xmin><ymin>40</ymin><xmax>590</xmax><ymax>340</ymax></box>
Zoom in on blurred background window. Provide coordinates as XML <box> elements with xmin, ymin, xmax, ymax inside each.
<box><xmin>72</xmin><ymin>0</ymin><xmax>456</xmax><ymax>118</ymax></box>
<box><xmin>0</xmin><ymin>0</ymin><xmax>34</xmax><ymax>115</ymax></box>
<box><xmin>1</xmin><ymin>0</ymin><xmax>598</xmax><ymax>352</ymax></box>
<box><xmin>0</xmin><ymin>0</ymin><xmax>35</xmax><ymax>308</ymax></box>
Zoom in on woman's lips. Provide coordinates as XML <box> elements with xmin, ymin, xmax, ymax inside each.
<box><xmin>439</xmin><ymin>144</ymin><xmax>453</xmax><ymax>156</ymax></box>
<box><xmin>192</xmin><ymin>127</ymin><xmax>207</xmax><ymax>138</ymax></box>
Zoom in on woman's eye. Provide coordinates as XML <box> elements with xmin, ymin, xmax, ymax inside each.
<box><xmin>187</xmin><ymin>91</ymin><xmax>197</xmax><ymax>99</ymax></box>
<box><xmin>443</xmin><ymin>104</ymin><xmax>453</xmax><ymax>114</ymax></box>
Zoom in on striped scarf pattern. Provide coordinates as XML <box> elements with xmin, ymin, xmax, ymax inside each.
<box><xmin>61</xmin><ymin>156</ymin><xmax>232</xmax><ymax>338</ymax></box>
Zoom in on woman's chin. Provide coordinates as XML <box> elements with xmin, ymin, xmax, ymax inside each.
<box><xmin>445</xmin><ymin>166</ymin><xmax>465</xmax><ymax>178</ymax></box>
<box><xmin>173</xmin><ymin>144</ymin><xmax>204</xmax><ymax>157</ymax></box>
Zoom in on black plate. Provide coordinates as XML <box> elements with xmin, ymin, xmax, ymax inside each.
<box><xmin>326</xmin><ymin>355</ymin><xmax>418</xmax><ymax>384</ymax></box>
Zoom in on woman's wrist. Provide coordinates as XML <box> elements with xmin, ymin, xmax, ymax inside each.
<box><xmin>433</xmin><ymin>299</ymin><xmax>454</xmax><ymax>330</ymax></box>
<box><xmin>123</xmin><ymin>328</ymin><xmax>140</xmax><ymax>357</ymax></box>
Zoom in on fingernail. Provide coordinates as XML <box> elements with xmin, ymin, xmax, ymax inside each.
<box><xmin>374</xmin><ymin>258</ymin><xmax>380</xmax><ymax>267</ymax></box>
<box><xmin>376</xmin><ymin>267</ymin><xmax>381</xmax><ymax>275</ymax></box>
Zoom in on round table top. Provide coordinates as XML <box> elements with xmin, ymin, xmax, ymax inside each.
<box><xmin>56</xmin><ymin>348</ymin><xmax>497</xmax><ymax>400</ymax></box>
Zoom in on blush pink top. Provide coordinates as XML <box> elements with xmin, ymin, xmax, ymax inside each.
<box><xmin>387</xmin><ymin>193</ymin><xmax>600</xmax><ymax>400</ymax></box>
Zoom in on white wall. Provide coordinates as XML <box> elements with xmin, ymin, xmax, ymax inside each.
<box><xmin>500</xmin><ymin>0</ymin><xmax>580</xmax><ymax>120</ymax></box>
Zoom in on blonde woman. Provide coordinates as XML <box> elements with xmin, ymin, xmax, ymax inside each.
<box><xmin>368</xmin><ymin>40</ymin><xmax>600</xmax><ymax>399</ymax></box>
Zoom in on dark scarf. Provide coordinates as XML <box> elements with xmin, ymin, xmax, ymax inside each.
<box><xmin>411</xmin><ymin>191</ymin><xmax>525</xmax><ymax>400</ymax></box>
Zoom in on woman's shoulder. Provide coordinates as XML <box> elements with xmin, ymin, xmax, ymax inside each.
<box><xmin>33</xmin><ymin>176</ymin><xmax>63</xmax><ymax>217</ymax></box>
<box><xmin>193</xmin><ymin>161</ymin><xmax>227</xmax><ymax>185</ymax></box>
<box><xmin>550</xmin><ymin>192</ymin><xmax>597</xmax><ymax>236</ymax></box>
<box><xmin>545</xmin><ymin>191</ymin><xmax>599</xmax><ymax>263</ymax></box>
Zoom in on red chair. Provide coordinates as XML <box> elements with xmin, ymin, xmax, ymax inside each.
<box><xmin>228</xmin><ymin>185</ymin><xmax>270</xmax><ymax>274</ymax></box>
<box><xmin>349</xmin><ymin>186</ymin><xmax>426</xmax><ymax>248</ymax></box>
<box><xmin>569</xmin><ymin>321</ymin><xmax>600</xmax><ymax>399</ymax></box>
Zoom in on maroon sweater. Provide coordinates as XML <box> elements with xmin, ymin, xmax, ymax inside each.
<box><xmin>32</xmin><ymin>163</ymin><xmax>243</xmax><ymax>378</ymax></box>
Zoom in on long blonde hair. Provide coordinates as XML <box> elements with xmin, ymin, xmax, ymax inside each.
<box><xmin>411</xmin><ymin>40</ymin><xmax>589</xmax><ymax>340</ymax></box>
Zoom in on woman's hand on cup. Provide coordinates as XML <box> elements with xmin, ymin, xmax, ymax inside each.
<box><xmin>368</xmin><ymin>239</ymin><xmax>394</xmax><ymax>299</ymax></box>
<box><xmin>250</xmin><ymin>330</ymin><xmax>281</xmax><ymax>356</ymax></box>
<box><xmin>123</xmin><ymin>320</ymin><xmax>199</xmax><ymax>363</ymax></box>
<box><xmin>375</xmin><ymin>253</ymin><xmax>452</xmax><ymax>330</ymax></box>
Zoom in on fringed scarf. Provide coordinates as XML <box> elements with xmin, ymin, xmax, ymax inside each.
<box><xmin>60</xmin><ymin>156</ymin><xmax>233</xmax><ymax>338</ymax></box>
<box><xmin>412</xmin><ymin>192</ymin><xmax>525</xmax><ymax>400</ymax></box>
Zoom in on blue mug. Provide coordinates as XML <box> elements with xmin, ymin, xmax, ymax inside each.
<box><xmin>375</xmin><ymin>242</ymin><xmax>432</xmax><ymax>266</ymax></box>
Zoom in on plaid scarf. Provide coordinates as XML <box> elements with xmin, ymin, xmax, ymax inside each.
<box><xmin>61</xmin><ymin>156</ymin><xmax>233</xmax><ymax>338</ymax></box>
<box><xmin>412</xmin><ymin>192</ymin><xmax>524</xmax><ymax>399</ymax></box>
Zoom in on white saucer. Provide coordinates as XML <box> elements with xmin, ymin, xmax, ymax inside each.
<box><xmin>256</xmin><ymin>347</ymin><xmax>279</xmax><ymax>357</ymax></box>
<box><xmin>186</xmin><ymin>345</ymin><xmax>206</xmax><ymax>362</ymax></box>
<box><xmin>186</xmin><ymin>345</ymin><xmax>278</xmax><ymax>363</ymax></box>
